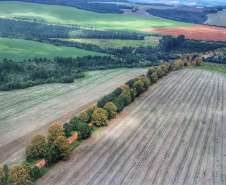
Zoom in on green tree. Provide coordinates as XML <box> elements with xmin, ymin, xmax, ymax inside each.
<box><xmin>120</xmin><ymin>90</ymin><xmax>132</xmax><ymax>106</ymax></box>
<box><xmin>163</xmin><ymin>61</ymin><xmax>170</xmax><ymax>67</ymax></box>
<box><xmin>92</xmin><ymin>108</ymin><xmax>109</xmax><ymax>127</ymax></box>
<box><xmin>30</xmin><ymin>166</ymin><xmax>41</xmax><ymax>181</ymax></box>
<box><xmin>9</xmin><ymin>165</ymin><xmax>32</xmax><ymax>185</ymax></box>
<box><xmin>113</xmin><ymin>96</ymin><xmax>126</xmax><ymax>112</ymax></box>
<box><xmin>77</xmin><ymin>122</ymin><xmax>91</xmax><ymax>139</ymax></box>
<box><xmin>156</xmin><ymin>68</ymin><xmax>164</xmax><ymax>78</ymax></box>
<box><xmin>147</xmin><ymin>67</ymin><xmax>156</xmax><ymax>76</ymax></box>
<box><xmin>53</xmin><ymin>136</ymin><xmax>71</xmax><ymax>160</ymax></box>
<box><xmin>79</xmin><ymin>111</ymin><xmax>90</xmax><ymax>123</ymax></box>
<box><xmin>69</xmin><ymin>116</ymin><xmax>81</xmax><ymax>131</ymax></box>
<box><xmin>160</xmin><ymin>65</ymin><xmax>168</xmax><ymax>74</ymax></box>
<box><xmin>86</xmin><ymin>104</ymin><xmax>98</xmax><ymax>119</ymax></box>
<box><xmin>47</xmin><ymin>123</ymin><xmax>65</xmax><ymax>146</ymax></box>
<box><xmin>63</xmin><ymin>123</ymin><xmax>72</xmax><ymax>137</ymax></box>
<box><xmin>137</xmin><ymin>76</ymin><xmax>150</xmax><ymax>90</ymax></box>
<box><xmin>149</xmin><ymin>72</ymin><xmax>158</xmax><ymax>83</ymax></box>
<box><xmin>3</xmin><ymin>164</ymin><xmax>9</xmax><ymax>183</ymax></box>
<box><xmin>26</xmin><ymin>134</ymin><xmax>47</xmax><ymax>159</ymax></box>
<box><xmin>104</xmin><ymin>102</ymin><xmax>117</xmax><ymax>119</ymax></box>
<box><xmin>0</xmin><ymin>165</ymin><xmax>5</xmax><ymax>185</ymax></box>
<box><xmin>132</xmin><ymin>80</ymin><xmax>145</xmax><ymax>96</ymax></box>
<box><xmin>44</xmin><ymin>145</ymin><xmax>60</xmax><ymax>166</ymax></box>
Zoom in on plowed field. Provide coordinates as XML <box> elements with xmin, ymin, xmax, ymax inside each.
<box><xmin>140</xmin><ymin>25</ymin><xmax>226</xmax><ymax>42</ymax></box>
<box><xmin>36</xmin><ymin>69</ymin><xmax>226</xmax><ymax>185</ymax></box>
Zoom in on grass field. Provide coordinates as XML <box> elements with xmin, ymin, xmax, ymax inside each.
<box><xmin>191</xmin><ymin>62</ymin><xmax>226</xmax><ymax>75</ymax></box>
<box><xmin>0</xmin><ymin>1</ymin><xmax>195</xmax><ymax>34</ymax></box>
<box><xmin>59</xmin><ymin>38</ymin><xmax>158</xmax><ymax>49</ymax></box>
<box><xmin>36</xmin><ymin>69</ymin><xmax>226</xmax><ymax>185</ymax></box>
<box><xmin>0</xmin><ymin>68</ymin><xmax>147</xmax><ymax>166</ymax></box>
<box><xmin>0</xmin><ymin>37</ymin><xmax>107</xmax><ymax>61</ymax></box>
<box><xmin>204</xmin><ymin>9</ymin><xmax>226</xmax><ymax>27</ymax></box>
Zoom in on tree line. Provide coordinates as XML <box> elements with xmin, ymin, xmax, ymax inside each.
<box><xmin>202</xmin><ymin>52</ymin><xmax>226</xmax><ymax>64</ymax></box>
<box><xmin>146</xmin><ymin>8</ymin><xmax>216</xmax><ymax>24</ymax></box>
<box><xmin>0</xmin><ymin>19</ymin><xmax>144</xmax><ymax>40</ymax></box>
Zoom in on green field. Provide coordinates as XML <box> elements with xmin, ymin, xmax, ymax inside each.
<box><xmin>59</xmin><ymin>38</ymin><xmax>158</xmax><ymax>49</ymax></box>
<box><xmin>0</xmin><ymin>37</ymin><xmax>107</xmax><ymax>61</ymax></box>
<box><xmin>191</xmin><ymin>62</ymin><xmax>226</xmax><ymax>75</ymax></box>
<box><xmin>0</xmin><ymin>1</ymin><xmax>195</xmax><ymax>33</ymax></box>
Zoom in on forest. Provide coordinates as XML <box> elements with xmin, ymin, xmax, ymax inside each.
<box><xmin>146</xmin><ymin>8</ymin><xmax>217</xmax><ymax>24</ymax></box>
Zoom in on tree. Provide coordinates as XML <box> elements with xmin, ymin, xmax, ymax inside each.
<box><xmin>133</xmin><ymin>80</ymin><xmax>145</xmax><ymax>96</ymax></box>
<box><xmin>149</xmin><ymin>72</ymin><xmax>158</xmax><ymax>83</ymax></box>
<box><xmin>92</xmin><ymin>108</ymin><xmax>109</xmax><ymax>127</ymax></box>
<box><xmin>47</xmin><ymin>123</ymin><xmax>65</xmax><ymax>146</ymax></box>
<box><xmin>86</xmin><ymin>104</ymin><xmax>98</xmax><ymax>118</ymax></box>
<box><xmin>104</xmin><ymin>102</ymin><xmax>117</xmax><ymax>119</ymax></box>
<box><xmin>193</xmin><ymin>57</ymin><xmax>203</xmax><ymax>66</ymax></box>
<box><xmin>112</xmin><ymin>87</ymin><xmax>123</xmax><ymax>97</ymax></box>
<box><xmin>120</xmin><ymin>84</ymin><xmax>130</xmax><ymax>90</ymax></box>
<box><xmin>69</xmin><ymin>116</ymin><xmax>81</xmax><ymax>131</ymax></box>
<box><xmin>147</xmin><ymin>67</ymin><xmax>156</xmax><ymax>76</ymax></box>
<box><xmin>178</xmin><ymin>59</ymin><xmax>184</xmax><ymax>68</ymax></box>
<box><xmin>30</xmin><ymin>166</ymin><xmax>41</xmax><ymax>181</ymax></box>
<box><xmin>160</xmin><ymin>65</ymin><xmax>168</xmax><ymax>74</ymax></box>
<box><xmin>0</xmin><ymin>165</ymin><xmax>5</xmax><ymax>185</ymax></box>
<box><xmin>77</xmin><ymin>122</ymin><xmax>91</xmax><ymax>139</ymax></box>
<box><xmin>172</xmin><ymin>61</ymin><xmax>180</xmax><ymax>70</ymax></box>
<box><xmin>163</xmin><ymin>61</ymin><xmax>170</xmax><ymax>67</ymax></box>
<box><xmin>79</xmin><ymin>111</ymin><xmax>90</xmax><ymax>123</ymax></box>
<box><xmin>137</xmin><ymin>76</ymin><xmax>150</xmax><ymax>90</ymax></box>
<box><xmin>9</xmin><ymin>165</ymin><xmax>32</xmax><ymax>185</ymax></box>
<box><xmin>44</xmin><ymin>145</ymin><xmax>60</xmax><ymax>166</ymax></box>
<box><xmin>26</xmin><ymin>134</ymin><xmax>47</xmax><ymax>159</ymax></box>
<box><xmin>63</xmin><ymin>123</ymin><xmax>72</xmax><ymax>137</ymax></box>
<box><xmin>156</xmin><ymin>68</ymin><xmax>164</xmax><ymax>78</ymax></box>
<box><xmin>113</xmin><ymin>96</ymin><xmax>126</xmax><ymax>112</ymax></box>
<box><xmin>129</xmin><ymin>89</ymin><xmax>135</xmax><ymax>102</ymax></box>
<box><xmin>53</xmin><ymin>136</ymin><xmax>71</xmax><ymax>160</ymax></box>
<box><xmin>120</xmin><ymin>90</ymin><xmax>132</xmax><ymax>106</ymax></box>
<box><xmin>3</xmin><ymin>164</ymin><xmax>9</xmax><ymax>183</ymax></box>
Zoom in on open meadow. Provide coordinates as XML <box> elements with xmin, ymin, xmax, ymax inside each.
<box><xmin>0</xmin><ymin>1</ymin><xmax>195</xmax><ymax>34</ymax></box>
<box><xmin>0</xmin><ymin>37</ymin><xmax>107</xmax><ymax>61</ymax></box>
<box><xmin>0</xmin><ymin>68</ymin><xmax>146</xmax><ymax>166</ymax></box>
<box><xmin>36</xmin><ymin>69</ymin><xmax>226</xmax><ymax>185</ymax></box>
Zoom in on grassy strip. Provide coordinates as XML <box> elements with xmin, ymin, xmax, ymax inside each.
<box><xmin>189</xmin><ymin>62</ymin><xmax>226</xmax><ymax>75</ymax></box>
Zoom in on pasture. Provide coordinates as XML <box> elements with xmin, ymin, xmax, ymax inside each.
<box><xmin>0</xmin><ymin>68</ymin><xmax>147</xmax><ymax>166</ymax></box>
<box><xmin>192</xmin><ymin>62</ymin><xmax>226</xmax><ymax>75</ymax></box>
<box><xmin>0</xmin><ymin>37</ymin><xmax>107</xmax><ymax>61</ymax></box>
<box><xmin>36</xmin><ymin>69</ymin><xmax>226</xmax><ymax>185</ymax></box>
<box><xmin>205</xmin><ymin>10</ymin><xmax>226</xmax><ymax>27</ymax></box>
<box><xmin>0</xmin><ymin>1</ymin><xmax>195</xmax><ymax>33</ymax></box>
<box><xmin>59</xmin><ymin>38</ymin><xmax>158</xmax><ymax>49</ymax></box>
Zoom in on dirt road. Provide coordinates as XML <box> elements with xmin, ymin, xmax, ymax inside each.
<box><xmin>36</xmin><ymin>69</ymin><xmax>226</xmax><ymax>185</ymax></box>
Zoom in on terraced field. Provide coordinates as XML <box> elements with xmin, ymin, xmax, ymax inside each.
<box><xmin>36</xmin><ymin>69</ymin><xmax>226</xmax><ymax>185</ymax></box>
<box><xmin>0</xmin><ymin>68</ymin><xmax>146</xmax><ymax>166</ymax></box>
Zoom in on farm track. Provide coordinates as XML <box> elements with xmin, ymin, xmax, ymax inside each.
<box><xmin>0</xmin><ymin>69</ymin><xmax>146</xmax><ymax>165</ymax></box>
<box><xmin>36</xmin><ymin>69</ymin><xmax>226</xmax><ymax>185</ymax></box>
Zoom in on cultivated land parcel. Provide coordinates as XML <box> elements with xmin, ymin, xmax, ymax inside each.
<box><xmin>0</xmin><ymin>37</ymin><xmax>108</xmax><ymax>61</ymax></box>
<box><xmin>0</xmin><ymin>68</ymin><xmax>146</xmax><ymax>166</ymax></box>
<box><xmin>37</xmin><ymin>69</ymin><xmax>226</xmax><ymax>185</ymax></box>
<box><xmin>0</xmin><ymin>1</ymin><xmax>195</xmax><ymax>33</ymax></box>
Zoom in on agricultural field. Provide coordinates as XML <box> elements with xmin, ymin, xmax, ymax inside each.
<box><xmin>0</xmin><ymin>68</ymin><xmax>146</xmax><ymax>166</ymax></box>
<box><xmin>192</xmin><ymin>62</ymin><xmax>226</xmax><ymax>75</ymax></box>
<box><xmin>140</xmin><ymin>25</ymin><xmax>226</xmax><ymax>42</ymax></box>
<box><xmin>36</xmin><ymin>69</ymin><xmax>226</xmax><ymax>185</ymax></box>
<box><xmin>0</xmin><ymin>1</ymin><xmax>195</xmax><ymax>34</ymax></box>
<box><xmin>59</xmin><ymin>38</ymin><xmax>158</xmax><ymax>49</ymax></box>
<box><xmin>204</xmin><ymin>9</ymin><xmax>226</xmax><ymax>27</ymax></box>
<box><xmin>0</xmin><ymin>37</ymin><xmax>107</xmax><ymax>61</ymax></box>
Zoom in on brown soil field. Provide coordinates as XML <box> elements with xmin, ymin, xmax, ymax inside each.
<box><xmin>140</xmin><ymin>25</ymin><xmax>226</xmax><ymax>42</ymax></box>
<box><xmin>0</xmin><ymin>68</ymin><xmax>146</xmax><ymax>166</ymax></box>
<box><xmin>36</xmin><ymin>69</ymin><xmax>226</xmax><ymax>185</ymax></box>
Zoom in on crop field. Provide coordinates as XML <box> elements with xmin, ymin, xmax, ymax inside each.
<box><xmin>59</xmin><ymin>38</ymin><xmax>158</xmax><ymax>49</ymax></box>
<box><xmin>140</xmin><ymin>25</ymin><xmax>226</xmax><ymax>42</ymax></box>
<box><xmin>0</xmin><ymin>37</ymin><xmax>107</xmax><ymax>61</ymax></box>
<box><xmin>0</xmin><ymin>68</ymin><xmax>146</xmax><ymax>166</ymax></box>
<box><xmin>0</xmin><ymin>2</ymin><xmax>195</xmax><ymax>34</ymax></box>
<box><xmin>204</xmin><ymin>10</ymin><xmax>226</xmax><ymax>27</ymax></box>
<box><xmin>36</xmin><ymin>69</ymin><xmax>226</xmax><ymax>185</ymax></box>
